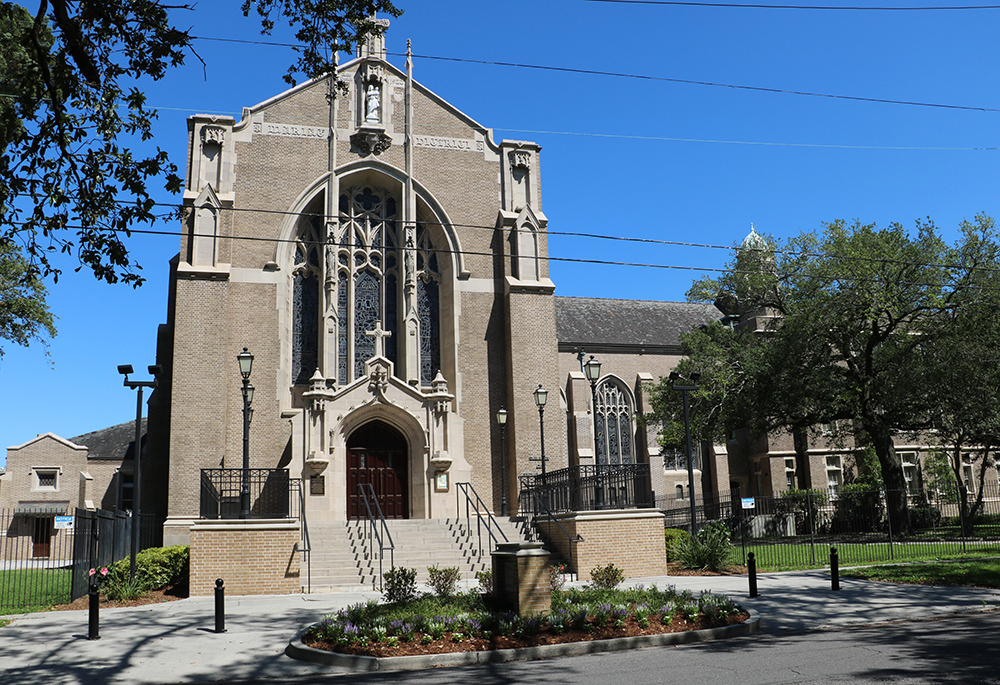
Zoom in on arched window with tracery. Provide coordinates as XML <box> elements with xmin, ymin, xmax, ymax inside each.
<box><xmin>594</xmin><ymin>379</ymin><xmax>634</xmax><ymax>465</ymax></box>
<box><xmin>291</xmin><ymin>217</ymin><xmax>322</xmax><ymax>385</ymax></box>
<box><xmin>336</xmin><ymin>185</ymin><xmax>400</xmax><ymax>384</ymax></box>
<box><xmin>415</xmin><ymin>224</ymin><xmax>441</xmax><ymax>385</ymax></box>
<box><xmin>290</xmin><ymin>182</ymin><xmax>442</xmax><ymax>388</ymax></box>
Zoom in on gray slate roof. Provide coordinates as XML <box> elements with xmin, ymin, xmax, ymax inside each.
<box><xmin>555</xmin><ymin>297</ymin><xmax>721</xmax><ymax>349</ymax></box>
<box><xmin>71</xmin><ymin>418</ymin><xmax>146</xmax><ymax>461</ymax></box>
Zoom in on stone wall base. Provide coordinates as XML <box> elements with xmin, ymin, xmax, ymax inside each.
<box><xmin>538</xmin><ymin>509</ymin><xmax>667</xmax><ymax>579</ymax></box>
<box><xmin>189</xmin><ymin>519</ymin><xmax>301</xmax><ymax>596</ymax></box>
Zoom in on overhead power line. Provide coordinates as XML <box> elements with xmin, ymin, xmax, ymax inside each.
<box><xmin>577</xmin><ymin>0</ymin><xmax>1000</xmax><ymax>10</ymax></box>
<box><xmin>185</xmin><ymin>36</ymin><xmax>1000</xmax><ymax>114</ymax></box>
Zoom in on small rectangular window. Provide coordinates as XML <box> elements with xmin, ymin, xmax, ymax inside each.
<box><xmin>32</xmin><ymin>468</ymin><xmax>60</xmax><ymax>492</ymax></box>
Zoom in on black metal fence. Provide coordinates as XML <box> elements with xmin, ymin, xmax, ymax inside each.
<box><xmin>1</xmin><ymin>507</ymin><xmax>143</xmax><ymax>613</ymax></box>
<box><xmin>199</xmin><ymin>468</ymin><xmax>300</xmax><ymax>519</ymax></box>
<box><xmin>662</xmin><ymin>484</ymin><xmax>1000</xmax><ymax>570</ymax></box>
<box><xmin>519</xmin><ymin>463</ymin><xmax>654</xmax><ymax>515</ymax></box>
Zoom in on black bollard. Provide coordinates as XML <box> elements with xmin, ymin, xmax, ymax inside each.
<box><xmin>215</xmin><ymin>578</ymin><xmax>227</xmax><ymax>633</ymax></box>
<box><xmin>748</xmin><ymin>551</ymin><xmax>759</xmax><ymax>598</ymax></box>
<box><xmin>88</xmin><ymin>582</ymin><xmax>100</xmax><ymax>640</ymax></box>
<box><xmin>831</xmin><ymin>546</ymin><xmax>840</xmax><ymax>591</ymax></box>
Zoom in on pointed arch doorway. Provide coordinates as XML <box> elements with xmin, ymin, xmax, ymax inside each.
<box><xmin>347</xmin><ymin>420</ymin><xmax>409</xmax><ymax>519</ymax></box>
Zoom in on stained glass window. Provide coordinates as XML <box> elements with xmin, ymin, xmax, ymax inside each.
<box><xmin>594</xmin><ymin>379</ymin><xmax>634</xmax><ymax>465</ymax></box>
<box><xmin>292</xmin><ymin>183</ymin><xmax>441</xmax><ymax>388</ymax></box>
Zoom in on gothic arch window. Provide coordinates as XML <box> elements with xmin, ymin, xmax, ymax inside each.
<box><xmin>336</xmin><ymin>184</ymin><xmax>400</xmax><ymax>384</ymax></box>
<box><xmin>594</xmin><ymin>378</ymin><xmax>634</xmax><ymax>465</ymax></box>
<box><xmin>291</xmin><ymin>217</ymin><xmax>322</xmax><ymax>385</ymax></box>
<box><xmin>290</xmin><ymin>182</ymin><xmax>442</xmax><ymax>388</ymax></box>
<box><xmin>415</xmin><ymin>224</ymin><xmax>441</xmax><ymax>385</ymax></box>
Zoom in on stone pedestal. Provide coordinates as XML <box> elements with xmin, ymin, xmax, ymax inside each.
<box><xmin>491</xmin><ymin>541</ymin><xmax>551</xmax><ymax>616</ymax></box>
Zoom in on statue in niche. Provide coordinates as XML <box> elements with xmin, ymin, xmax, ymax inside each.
<box><xmin>365</xmin><ymin>84</ymin><xmax>380</xmax><ymax>123</ymax></box>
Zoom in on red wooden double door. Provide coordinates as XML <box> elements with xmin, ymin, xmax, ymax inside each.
<box><xmin>347</xmin><ymin>421</ymin><xmax>409</xmax><ymax>520</ymax></box>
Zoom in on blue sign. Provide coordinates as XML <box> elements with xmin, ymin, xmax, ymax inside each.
<box><xmin>741</xmin><ymin>497</ymin><xmax>755</xmax><ymax>510</ymax></box>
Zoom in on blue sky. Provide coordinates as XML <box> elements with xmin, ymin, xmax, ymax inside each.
<box><xmin>3</xmin><ymin>1</ymin><xmax>999</xmax><ymax>461</ymax></box>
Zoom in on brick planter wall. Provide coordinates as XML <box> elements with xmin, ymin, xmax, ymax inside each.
<box><xmin>538</xmin><ymin>509</ymin><xmax>667</xmax><ymax>579</ymax></box>
<box><xmin>189</xmin><ymin>519</ymin><xmax>301</xmax><ymax>596</ymax></box>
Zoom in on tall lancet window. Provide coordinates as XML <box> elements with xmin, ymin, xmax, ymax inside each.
<box><xmin>335</xmin><ymin>185</ymin><xmax>399</xmax><ymax>384</ymax></box>
<box><xmin>594</xmin><ymin>379</ymin><xmax>634</xmax><ymax>465</ymax></box>
<box><xmin>415</xmin><ymin>224</ymin><xmax>441</xmax><ymax>385</ymax></box>
<box><xmin>292</xmin><ymin>184</ymin><xmax>443</xmax><ymax>389</ymax></box>
<box><xmin>291</xmin><ymin>217</ymin><xmax>322</xmax><ymax>384</ymax></box>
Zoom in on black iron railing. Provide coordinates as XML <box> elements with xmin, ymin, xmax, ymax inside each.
<box><xmin>358</xmin><ymin>483</ymin><xmax>394</xmax><ymax>591</ymax></box>
<box><xmin>456</xmin><ymin>482</ymin><xmax>509</xmax><ymax>558</ymax></box>
<box><xmin>199</xmin><ymin>468</ymin><xmax>299</xmax><ymax>519</ymax></box>
<box><xmin>519</xmin><ymin>463</ymin><xmax>654</xmax><ymax>515</ymax></box>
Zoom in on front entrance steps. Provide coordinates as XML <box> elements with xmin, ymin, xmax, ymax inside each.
<box><xmin>303</xmin><ymin>517</ymin><xmax>535</xmax><ymax>592</ymax></box>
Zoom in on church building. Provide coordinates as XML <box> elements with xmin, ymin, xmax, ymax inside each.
<box><xmin>140</xmin><ymin>23</ymin><xmax>720</xmax><ymax>590</ymax></box>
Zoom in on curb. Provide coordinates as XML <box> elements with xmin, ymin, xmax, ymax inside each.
<box><xmin>286</xmin><ymin>609</ymin><xmax>761</xmax><ymax>672</ymax></box>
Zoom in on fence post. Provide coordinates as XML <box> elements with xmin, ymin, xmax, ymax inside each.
<box><xmin>747</xmin><ymin>551</ymin><xmax>759</xmax><ymax>598</ymax></box>
<box><xmin>807</xmin><ymin>489</ymin><xmax>816</xmax><ymax>565</ymax></box>
<box><xmin>885</xmin><ymin>489</ymin><xmax>894</xmax><ymax>561</ymax></box>
<box><xmin>958</xmin><ymin>484</ymin><xmax>968</xmax><ymax>554</ymax></box>
<box><xmin>214</xmin><ymin>579</ymin><xmax>226</xmax><ymax>633</ymax></box>
<box><xmin>830</xmin><ymin>546</ymin><xmax>840</xmax><ymax>591</ymax></box>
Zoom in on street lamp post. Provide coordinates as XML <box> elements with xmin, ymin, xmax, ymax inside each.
<box><xmin>497</xmin><ymin>408</ymin><xmax>509</xmax><ymax>516</ymax></box>
<box><xmin>583</xmin><ymin>355</ymin><xmax>603</xmax><ymax>510</ymax></box>
<box><xmin>237</xmin><ymin>348</ymin><xmax>255</xmax><ymax>520</ymax></box>
<box><xmin>117</xmin><ymin>364</ymin><xmax>160</xmax><ymax>582</ymax></box>
<box><xmin>669</xmin><ymin>370</ymin><xmax>701</xmax><ymax>535</ymax></box>
<box><xmin>533</xmin><ymin>384</ymin><xmax>548</xmax><ymax>477</ymax></box>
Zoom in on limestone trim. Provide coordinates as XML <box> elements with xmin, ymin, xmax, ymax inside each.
<box><xmin>545</xmin><ymin>508</ymin><xmax>665</xmax><ymax>523</ymax></box>
<box><xmin>189</xmin><ymin>519</ymin><xmax>300</xmax><ymax>532</ymax></box>
<box><xmin>7</xmin><ymin>432</ymin><xmax>87</xmax><ymax>452</ymax></box>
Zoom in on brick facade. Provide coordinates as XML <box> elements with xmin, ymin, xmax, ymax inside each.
<box><xmin>188</xmin><ymin>520</ymin><xmax>301</xmax><ymax>596</ymax></box>
<box><xmin>538</xmin><ymin>509</ymin><xmax>667</xmax><ymax>579</ymax></box>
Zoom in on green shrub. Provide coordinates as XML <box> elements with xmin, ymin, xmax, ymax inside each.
<box><xmin>103</xmin><ymin>545</ymin><xmax>189</xmax><ymax>599</ymax></box>
<box><xmin>589</xmin><ymin>562</ymin><xmax>624</xmax><ymax>590</ymax></box>
<box><xmin>383</xmin><ymin>566</ymin><xmax>417</xmax><ymax>603</ymax></box>
<box><xmin>676</xmin><ymin>521</ymin><xmax>733</xmax><ymax>572</ymax></box>
<box><xmin>475</xmin><ymin>569</ymin><xmax>493</xmax><ymax>596</ymax></box>
<box><xmin>427</xmin><ymin>565</ymin><xmax>460</xmax><ymax>598</ymax></box>
<box><xmin>664</xmin><ymin>529</ymin><xmax>690</xmax><ymax>562</ymax></box>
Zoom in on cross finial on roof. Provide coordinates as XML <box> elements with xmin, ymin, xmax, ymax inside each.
<box><xmin>365</xmin><ymin>321</ymin><xmax>392</xmax><ymax>358</ymax></box>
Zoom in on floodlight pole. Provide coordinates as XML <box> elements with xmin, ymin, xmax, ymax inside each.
<box><xmin>118</xmin><ymin>365</ymin><xmax>159</xmax><ymax>582</ymax></box>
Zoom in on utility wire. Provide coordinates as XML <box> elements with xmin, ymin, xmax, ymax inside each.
<box><xmin>576</xmin><ymin>0</ymin><xmax>1000</xmax><ymax>10</ymax></box>
<box><xmin>14</xmin><ymin>216</ymin><xmax>1000</xmax><ymax>291</ymax></box>
<box><xmin>15</xmin><ymin>194</ymin><xmax>1000</xmax><ymax>276</ymax></box>
<box><xmin>184</xmin><ymin>36</ymin><xmax>1000</xmax><ymax>115</ymax></box>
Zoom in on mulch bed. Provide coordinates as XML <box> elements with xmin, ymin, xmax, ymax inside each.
<box><xmin>51</xmin><ymin>582</ymin><xmax>188</xmax><ymax>611</ymax></box>
<box><xmin>302</xmin><ymin>611</ymin><xmax>750</xmax><ymax>658</ymax></box>
<box><xmin>665</xmin><ymin>562</ymin><xmax>747</xmax><ymax>576</ymax></box>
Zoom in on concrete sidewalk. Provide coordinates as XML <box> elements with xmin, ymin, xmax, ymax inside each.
<box><xmin>1</xmin><ymin>571</ymin><xmax>997</xmax><ymax>685</ymax></box>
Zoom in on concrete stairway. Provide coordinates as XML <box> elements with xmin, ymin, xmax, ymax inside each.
<box><xmin>302</xmin><ymin>516</ymin><xmax>533</xmax><ymax>592</ymax></box>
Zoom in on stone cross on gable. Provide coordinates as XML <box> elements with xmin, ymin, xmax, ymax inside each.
<box><xmin>365</xmin><ymin>321</ymin><xmax>392</xmax><ymax>358</ymax></box>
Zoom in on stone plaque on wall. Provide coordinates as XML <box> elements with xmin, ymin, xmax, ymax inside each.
<box><xmin>310</xmin><ymin>475</ymin><xmax>325</xmax><ymax>496</ymax></box>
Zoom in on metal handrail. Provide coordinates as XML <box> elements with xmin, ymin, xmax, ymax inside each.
<box><xmin>519</xmin><ymin>474</ymin><xmax>584</xmax><ymax>546</ymax></box>
<box><xmin>297</xmin><ymin>482</ymin><xmax>311</xmax><ymax>594</ymax></box>
<box><xmin>358</xmin><ymin>483</ymin><xmax>395</xmax><ymax>590</ymax></box>
<box><xmin>456</xmin><ymin>482</ymin><xmax>509</xmax><ymax>559</ymax></box>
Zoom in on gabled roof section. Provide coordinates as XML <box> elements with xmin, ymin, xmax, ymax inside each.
<box><xmin>71</xmin><ymin>419</ymin><xmax>146</xmax><ymax>461</ymax></box>
<box><xmin>555</xmin><ymin>297</ymin><xmax>722</xmax><ymax>349</ymax></box>
<box><xmin>7</xmin><ymin>432</ymin><xmax>87</xmax><ymax>452</ymax></box>
<box><xmin>237</xmin><ymin>56</ymin><xmax>493</xmax><ymax>141</ymax></box>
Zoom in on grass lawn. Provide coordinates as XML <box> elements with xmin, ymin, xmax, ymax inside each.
<box><xmin>0</xmin><ymin>568</ymin><xmax>72</xmax><ymax>616</ymax></box>
<box><xmin>732</xmin><ymin>541</ymin><xmax>1000</xmax><ymax>572</ymax></box>
<box><xmin>841</xmin><ymin>559</ymin><xmax>1000</xmax><ymax>589</ymax></box>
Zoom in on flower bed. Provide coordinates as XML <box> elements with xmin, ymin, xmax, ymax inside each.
<box><xmin>303</xmin><ymin>585</ymin><xmax>748</xmax><ymax>658</ymax></box>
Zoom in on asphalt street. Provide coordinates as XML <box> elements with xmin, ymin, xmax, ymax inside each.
<box><xmin>1</xmin><ymin>570</ymin><xmax>998</xmax><ymax>684</ymax></box>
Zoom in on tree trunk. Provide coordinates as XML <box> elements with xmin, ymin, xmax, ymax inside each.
<box><xmin>865</xmin><ymin>419</ymin><xmax>910</xmax><ymax>535</ymax></box>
